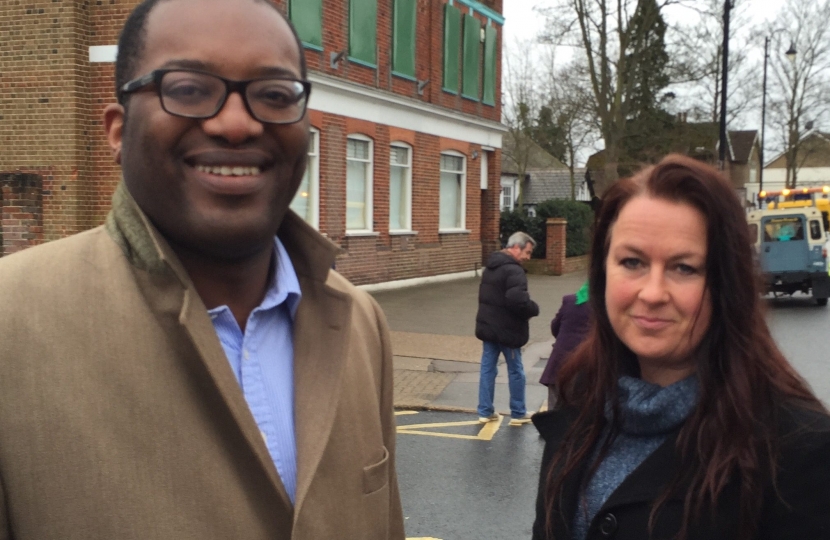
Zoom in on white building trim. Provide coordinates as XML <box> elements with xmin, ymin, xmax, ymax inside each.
<box><xmin>307</xmin><ymin>74</ymin><xmax>505</xmax><ymax>148</ymax></box>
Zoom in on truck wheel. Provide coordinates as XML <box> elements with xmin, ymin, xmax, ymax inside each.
<box><xmin>817</xmin><ymin>298</ymin><xmax>828</xmax><ymax>306</ymax></box>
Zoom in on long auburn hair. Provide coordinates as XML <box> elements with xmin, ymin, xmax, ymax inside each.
<box><xmin>545</xmin><ymin>154</ymin><xmax>825</xmax><ymax>539</ymax></box>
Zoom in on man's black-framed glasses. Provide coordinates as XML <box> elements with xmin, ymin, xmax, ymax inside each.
<box><xmin>118</xmin><ymin>69</ymin><xmax>312</xmax><ymax>125</ymax></box>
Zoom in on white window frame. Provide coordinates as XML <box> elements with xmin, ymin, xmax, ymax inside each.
<box><xmin>501</xmin><ymin>184</ymin><xmax>514</xmax><ymax>211</ymax></box>
<box><xmin>439</xmin><ymin>151</ymin><xmax>467</xmax><ymax>232</ymax></box>
<box><xmin>389</xmin><ymin>142</ymin><xmax>413</xmax><ymax>233</ymax></box>
<box><xmin>346</xmin><ymin>134</ymin><xmax>374</xmax><ymax>234</ymax></box>
<box><xmin>290</xmin><ymin>127</ymin><xmax>320</xmax><ymax>229</ymax></box>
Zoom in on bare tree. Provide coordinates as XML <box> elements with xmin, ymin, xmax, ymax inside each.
<box><xmin>536</xmin><ymin>0</ymin><xmax>684</xmax><ymax>194</ymax></box>
<box><xmin>668</xmin><ymin>0</ymin><xmax>758</xmax><ymax>126</ymax></box>
<box><xmin>501</xmin><ymin>37</ymin><xmax>545</xmax><ymax>208</ymax></box>
<box><xmin>540</xmin><ymin>55</ymin><xmax>600</xmax><ymax>198</ymax></box>
<box><xmin>765</xmin><ymin>0</ymin><xmax>830</xmax><ymax>188</ymax></box>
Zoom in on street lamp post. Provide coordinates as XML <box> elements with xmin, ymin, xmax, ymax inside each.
<box><xmin>760</xmin><ymin>37</ymin><xmax>769</xmax><ymax>198</ymax></box>
<box><xmin>718</xmin><ymin>0</ymin><xmax>732</xmax><ymax>171</ymax></box>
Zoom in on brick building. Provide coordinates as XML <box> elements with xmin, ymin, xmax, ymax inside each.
<box><xmin>0</xmin><ymin>0</ymin><xmax>505</xmax><ymax>285</ymax></box>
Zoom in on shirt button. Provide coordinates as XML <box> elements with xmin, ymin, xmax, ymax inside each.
<box><xmin>599</xmin><ymin>513</ymin><xmax>617</xmax><ymax>537</ymax></box>
<box><xmin>260</xmin><ymin>430</ymin><xmax>268</xmax><ymax>444</ymax></box>
<box><xmin>243</xmin><ymin>349</ymin><xmax>250</xmax><ymax>361</ymax></box>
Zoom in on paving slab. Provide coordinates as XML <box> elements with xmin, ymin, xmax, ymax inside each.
<box><xmin>390</xmin><ymin>331</ymin><xmax>481</xmax><ymax>363</ymax></box>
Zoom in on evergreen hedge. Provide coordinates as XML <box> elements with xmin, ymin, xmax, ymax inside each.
<box><xmin>499</xmin><ymin>200</ymin><xmax>593</xmax><ymax>258</ymax></box>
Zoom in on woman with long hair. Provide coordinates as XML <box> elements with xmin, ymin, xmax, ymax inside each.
<box><xmin>531</xmin><ymin>154</ymin><xmax>830</xmax><ymax>540</ymax></box>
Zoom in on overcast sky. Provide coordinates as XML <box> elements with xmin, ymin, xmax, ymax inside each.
<box><xmin>503</xmin><ymin>0</ymin><xmax>786</xmax><ymax>45</ymax></box>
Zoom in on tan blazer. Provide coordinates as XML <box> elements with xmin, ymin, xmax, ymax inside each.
<box><xmin>0</xmin><ymin>184</ymin><xmax>404</xmax><ymax>540</ymax></box>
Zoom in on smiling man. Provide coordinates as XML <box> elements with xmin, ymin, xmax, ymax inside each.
<box><xmin>0</xmin><ymin>1</ymin><xmax>403</xmax><ymax>539</ymax></box>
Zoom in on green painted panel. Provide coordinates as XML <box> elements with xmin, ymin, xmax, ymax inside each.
<box><xmin>482</xmin><ymin>24</ymin><xmax>497</xmax><ymax>105</ymax></box>
<box><xmin>350</xmin><ymin>0</ymin><xmax>378</xmax><ymax>65</ymax></box>
<box><xmin>289</xmin><ymin>0</ymin><xmax>322</xmax><ymax>47</ymax></box>
<box><xmin>462</xmin><ymin>14</ymin><xmax>480</xmax><ymax>99</ymax></box>
<box><xmin>393</xmin><ymin>0</ymin><xmax>417</xmax><ymax>77</ymax></box>
<box><xmin>443</xmin><ymin>4</ymin><xmax>461</xmax><ymax>92</ymax></box>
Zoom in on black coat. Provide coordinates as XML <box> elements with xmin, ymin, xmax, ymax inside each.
<box><xmin>532</xmin><ymin>403</ymin><xmax>830</xmax><ymax>540</ymax></box>
<box><xmin>475</xmin><ymin>251</ymin><xmax>540</xmax><ymax>348</ymax></box>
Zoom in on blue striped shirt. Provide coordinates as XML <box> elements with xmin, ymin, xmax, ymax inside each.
<box><xmin>208</xmin><ymin>238</ymin><xmax>301</xmax><ymax>504</ymax></box>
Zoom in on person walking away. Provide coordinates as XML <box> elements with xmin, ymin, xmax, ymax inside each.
<box><xmin>476</xmin><ymin>232</ymin><xmax>540</xmax><ymax>426</ymax></box>
<box><xmin>539</xmin><ymin>282</ymin><xmax>592</xmax><ymax>410</ymax></box>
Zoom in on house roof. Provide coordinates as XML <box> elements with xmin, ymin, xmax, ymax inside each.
<box><xmin>523</xmin><ymin>168</ymin><xmax>588</xmax><ymax>203</ymax></box>
<box><xmin>766</xmin><ymin>131</ymin><xmax>830</xmax><ymax>168</ymax></box>
<box><xmin>728</xmin><ymin>130</ymin><xmax>758</xmax><ymax>163</ymax></box>
<box><xmin>501</xmin><ymin>131</ymin><xmax>567</xmax><ymax>174</ymax></box>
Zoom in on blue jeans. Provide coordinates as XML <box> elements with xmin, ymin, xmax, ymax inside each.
<box><xmin>477</xmin><ymin>341</ymin><xmax>526</xmax><ymax>419</ymax></box>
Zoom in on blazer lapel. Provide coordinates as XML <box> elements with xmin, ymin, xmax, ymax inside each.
<box><xmin>291</xmin><ymin>276</ymin><xmax>351</xmax><ymax>514</ymax></box>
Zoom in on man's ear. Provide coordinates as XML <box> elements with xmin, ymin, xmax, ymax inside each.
<box><xmin>103</xmin><ymin>103</ymin><xmax>125</xmax><ymax>165</ymax></box>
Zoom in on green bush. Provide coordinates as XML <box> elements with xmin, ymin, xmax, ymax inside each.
<box><xmin>499</xmin><ymin>200</ymin><xmax>593</xmax><ymax>259</ymax></box>
<box><xmin>535</xmin><ymin>199</ymin><xmax>593</xmax><ymax>257</ymax></box>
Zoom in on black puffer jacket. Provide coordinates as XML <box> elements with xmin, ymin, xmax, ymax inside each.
<box><xmin>475</xmin><ymin>251</ymin><xmax>540</xmax><ymax>348</ymax></box>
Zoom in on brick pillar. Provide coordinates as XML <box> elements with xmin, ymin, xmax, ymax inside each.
<box><xmin>546</xmin><ymin>217</ymin><xmax>567</xmax><ymax>276</ymax></box>
<box><xmin>0</xmin><ymin>173</ymin><xmax>44</xmax><ymax>257</ymax></box>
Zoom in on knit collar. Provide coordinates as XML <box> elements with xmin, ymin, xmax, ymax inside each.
<box><xmin>606</xmin><ymin>374</ymin><xmax>699</xmax><ymax>436</ymax></box>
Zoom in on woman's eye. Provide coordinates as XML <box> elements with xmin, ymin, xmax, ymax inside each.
<box><xmin>676</xmin><ymin>264</ymin><xmax>699</xmax><ymax>275</ymax></box>
<box><xmin>620</xmin><ymin>258</ymin><xmax>641</xmax><ymax>270</ymax></box>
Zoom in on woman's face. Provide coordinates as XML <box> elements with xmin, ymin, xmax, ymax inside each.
<box><xmin>605</xmin><ymin>196</ymin><xmax>712</xmax><ymax>387</ymax></box>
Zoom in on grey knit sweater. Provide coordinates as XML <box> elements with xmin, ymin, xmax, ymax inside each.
<box><xmin>572</xmin><ymin>375</ymin><xmax>699</xmax><ymax>540</ymax></box>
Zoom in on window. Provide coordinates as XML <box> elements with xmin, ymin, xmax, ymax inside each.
<box><xmin>350</xmin><ymin>0</ymin><xmax>378</xmax><ymax>66</ymax></box>
<box><xmin>439</xmin><ymin>153</ymin><xmax>466</xmax><ymax>230</ymax></box>
<box><xmin>810</xmin><ymin>220</ymin><xmax>823</xmax><ymax>240</ymax></box>
<box><xmin>763</xmin><ymin>217</ymin><xmax>804</xmax><ymax>242</ymax></box>
<box><xmin>501</xmin><ymin>185</ymin><xmax>513</xmax><ymax>211</ymax></box>
<box><xmin>389</xmin><ymin>144</ymin><xmax>412</xmax><ymax>231</ymax></box>
<box><xmin>392</xmin><ymin>0</ymin><xmax>417</xmax><ymax>78</ymax></box>
<box><xmin>289</xmin><ymin>0</ymin><xmax>322</xmax><ymax>48</ymax></box>
<box><xmin>462</xmin><ymin>14</ymin><xmax>481</xmax><ymax>100</ymax></box>
<box><xmin>347</xmin><ymin>136</ymin><xmax>373</xmax><ymax>231</ymax></box>
<box><xmin>443</xmin><ymin>4</ymin><xmax>461</xmax><ymax>93</ymax></box>
<box><xmin>290</xmin><ymin>128</ymin><xmax>319</xmax><ymax>228</ymax></box>
<box><xmin>482</xmin><ymin>24</ymin><xmax>497</xmax><ymax>105</ymax></box>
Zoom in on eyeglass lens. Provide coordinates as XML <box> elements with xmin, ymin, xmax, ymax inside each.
<box><xmin>159</xmin><ymin>71</ymin><xmax>307</xmax><ymax>123</ymax></box>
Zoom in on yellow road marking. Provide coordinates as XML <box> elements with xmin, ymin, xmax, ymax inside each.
<box><xmin>397</xmin><ymin>415</ymin><xmax>502</xmax><ymax>441</ymax></box>
<box><xmin>395</xmin><ymin>411</ymin><xmax>419</xmax><ymax>416</ymax></box>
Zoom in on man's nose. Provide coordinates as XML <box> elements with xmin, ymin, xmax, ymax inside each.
<box><xmin>200</xmin><ymin>92</ymin><xmax>264</xmax><ymax>144</ymax></box>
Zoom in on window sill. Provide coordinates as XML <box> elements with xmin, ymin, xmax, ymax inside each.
<box><xmin>461</xmin><ymin>93</ymin><xmax>480</xmax><ymax>102</ymax></box>
<box><xmin>392</xmin><ymin>71</ymin><xmax>417</xmax><ymax>82</ymax></box>
<box><xmin>345</xmin><ymin>230</ymin><xmax>380</xmax><ymax>237</ymax></box>
<box><xmin>348</xmin><ymin>57</ymin><xmax>378</xmax><ymax>69</ymax></box>
<box><xmin>302</xmin><ymin>42</ymin><xmax>324</xmax><ymax>52</ymax></box>
<box><xmin>390</xmin><ymin>230</ymin><xmax>418</xmax><ymax>236</ymax></box>
<box><xmin>439</xmin><ymin>229</ymin><xmax>471</xmax><ymax>235</ymax></box>
<box><xmin>442</xmin><ymin>87</ymin><xmax>459</xmax><ymax>95</ymax></box>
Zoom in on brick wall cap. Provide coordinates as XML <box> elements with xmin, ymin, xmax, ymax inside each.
<box><xmin>546</xmin><ymin>217</ymin><xmax>567</xmax><ymax>225</ymax></box>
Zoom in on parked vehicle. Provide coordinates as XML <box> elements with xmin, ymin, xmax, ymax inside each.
<box><xmin>749</xmin><ymin>187</ymin><xmax>830</xmax><ymax>306</ymax></box>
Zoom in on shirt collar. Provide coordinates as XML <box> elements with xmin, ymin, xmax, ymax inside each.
<box><xmin>207</xmin><ymin>237</ymin><xmax>303</xmax><ymax>321</ymax></box>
